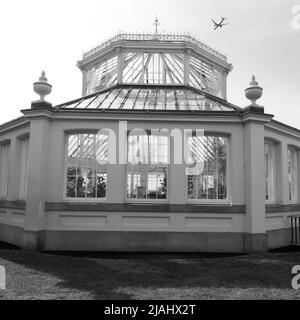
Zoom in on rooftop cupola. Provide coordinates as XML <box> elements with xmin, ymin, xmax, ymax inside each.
<box><xmin>77</xmin><ymin>30</ymin><xmax>233</xmax><ymax>100</ymax></box>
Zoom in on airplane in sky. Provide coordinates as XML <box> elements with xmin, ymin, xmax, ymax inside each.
<box><xmin>212</xmin><ymin>17</ymin><xmax>228</xmax><ymax>30</ymax></box>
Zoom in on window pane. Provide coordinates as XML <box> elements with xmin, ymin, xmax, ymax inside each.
<box><xmin>96</xmin><ymin>135</ymin><xmax>109</xmax><ymax>162</ymax></box>
<box><xmin>127</xmin><ymin>171</ymin><xmax>147</xmax><ymax>199</ymax></box>
<box><xmin>147</xmin><ymin>166</ymin><xmax>167</xmax><ymax>199</ymax></box>
<box><xmin>67</xmin><ymin>134</ymin><xmax>80</xmax><ymax>157</ymax></box>
<box><xmin>77</xmin><ymin>167</ymin><xmax>87</xmax><ymax>198</ymax></box>
<box><xmin>96</xmin><ymin>172</ymin><xmax>107</xmax><ymax>198</ymax></box>
<box><xmin>0</xmin><ymin>145</ymin><xmax>10</xmax><ymax>198</ymax></box>
<box><xmin>149</xmin><ymin>135</ymin><xmax>168</xmax><ymax>164</ymax></box>
<box><xmin>128</xmin><ymin>134</ymin><xmax>149</xmax><ymax>164</ymax></box>
<box><xmin>66</xmin><ymin>134</ymin><xmax>107</xmax><ymax>198</ymax></box>
<box><xmin>19</xmin><ymin>139</ymin><xmax>29</xmax><ymax>199</ymax></box>
<box><xmin>82</xmin><ymin>134</ymin><xmax>96</xmax><ymax>159</ymax></box>
<box><xmin>66</xmin><ymin>170</ymin><xmax>76</xmax><ymax>197</ymax></box>
<box><xmin>127</xmin><ymin>133</ymin><xmax>168</xmax><ymax>200</ymax></box>
<box><xmin>264</xmin><ymin>142</ymin><xmax>275</xmax><ymax>202</ymax></box>
<box><xmin>218</xmin><ymin>179</ymin><xmax>227</xmax><ymax>199</ymax></box>
<box><xmin>187</xmin><ymin>175</ymin><xmax>196</xmax><ymax>199</ymax></box>
<box><xmin>86</xmin><ymin>169</ymin><xmax>96</xmax><ymax>198</ymax></box>
<box><xmin>186</xmin><ymin>136</ymin><xmax>227</xmax><ymax>200</ymax></box>
<box><xmin>288</xmin><ymin>147</ymin><xmax>298</xmax><ymax>202</ymax></box>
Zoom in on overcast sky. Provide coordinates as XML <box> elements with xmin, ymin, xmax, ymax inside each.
<box><xmin>0</xmin><ymin>0</ymin><xmax>299</xmax><ymax>127</ymax></box>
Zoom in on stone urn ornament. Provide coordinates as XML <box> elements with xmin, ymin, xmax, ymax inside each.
<box><xmin>244</xmin><ymin>75</ymin><xmax>263</xmax><ymax>107</ymax></box>
<box><xmin>33</xmin><ymin>71</ymin><xmax>52</xmax><ymax>103</ymax></box>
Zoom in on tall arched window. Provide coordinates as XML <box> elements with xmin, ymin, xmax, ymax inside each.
<box><xmin>186</xmin><ymin>135</ymin><xmax>228</xmax><ymax>201</ymax></box>
<box><xmin>127</xmin><ymin>131</ymin><xmax>169</xmax><ymax>200</ymax></box>
<box><xmin>65</xmin><ymin>133</ymin><xmax>108</xmax><ymax>199</ymax></box>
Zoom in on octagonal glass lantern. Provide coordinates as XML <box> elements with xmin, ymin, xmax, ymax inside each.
<box><xmin>77</xmin><ymin>33</ymin><xmax>233</xmax><ymax>100</ymax></box>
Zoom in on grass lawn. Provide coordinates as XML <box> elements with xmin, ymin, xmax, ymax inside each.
<box><xmin>0</xmin><ymin>242</ymin><xmax>300</xmax><ymax>300</ymax></box>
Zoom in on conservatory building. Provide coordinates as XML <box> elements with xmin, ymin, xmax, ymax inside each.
<box><xmin>0</xmin><ymin>32</ymin><xmax>299</xmax><ymax>252</ymax></box>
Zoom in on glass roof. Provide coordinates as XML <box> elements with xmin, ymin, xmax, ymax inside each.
<box><xmin>57</xmin><ymin>85</ymin><xmax>238</xmax><ymax>112</ymax></box>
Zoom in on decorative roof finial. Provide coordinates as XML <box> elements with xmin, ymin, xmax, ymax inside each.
<box><xmin>154</xmin><ymin>15</ymin><xmax>160</xmax><ymax>35</ymax></box>
<box><xmin>245</xmin><ymin>75</ymin><xmax>263</xmax><ymax>107</ymax></box>
<box><xmin>39</xmin><ymin>70</ymin><xmax>47</xmax><ymax>82</ymax></box>
<box><xmin>250</xmin><ymin>75</ymin><xmax>258</xmax><ymax>86</ymax></box>
<box><xmin>32</xmin><ymin>71</ymin><xmax>52</xmax><ymax>108</ymax></box>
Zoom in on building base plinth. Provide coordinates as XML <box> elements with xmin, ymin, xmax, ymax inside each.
<box><xmin>0</xmin><ymin>223</ymin><xmax>291</xmax><ymax>253</ymax></box>
<box><xmin>0</xmin><ymin>223</ymin><xmax>24</xmax><ymax>247</ymax></box>
<box><xmin>43</xmin><ymin>230</ymin><xmax>245</xmax><ymax>252</ymax></box>
<box><xmin>267</xmin><ymin>228</ymin><xmax>291</xmax><ymax>249</ymax></box>
<box><xmin>22</xmin><ymin>230</ymin><xmax>45</xmax><ymax>251</ymax></box>
<box><xmin>243</xmin><ymin>233</ymin><xmax>267</xmax><ymax>253</ymax></box>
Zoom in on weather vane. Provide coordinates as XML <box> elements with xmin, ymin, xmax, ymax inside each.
<box><xmin>153</xmin><ymin>15</ymin><xmax>160</xmax><ymax>35</ymax></box>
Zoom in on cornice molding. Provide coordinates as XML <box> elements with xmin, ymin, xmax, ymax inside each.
<box><xmin>0</xmin><ymin>117</ymin><xmax>30</xmax><ymax>135</ymax></box>
<box><xmin>241</xmin><ymin>111</ymin><xmax>274</xmax><ymax>124</ymax></box>
<box><xmin>21</xmin><ymin>108</ymin><xmax>54</xmax><ymax>120</ymax></box>
<box><xmin>265</xmin><ymin>120</ymin><xmax>300</xmax><ymax>139</ymax></box>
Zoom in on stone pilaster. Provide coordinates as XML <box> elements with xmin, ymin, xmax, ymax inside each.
<box><xmin>21</xmin><ymin>108</ymin><xmax>52</xmax><ymax>250</ymax></box>
<box><xmin>242</xmin><ymin>111</ymin><xmax>273</xmax><ymax>252</ymax></box>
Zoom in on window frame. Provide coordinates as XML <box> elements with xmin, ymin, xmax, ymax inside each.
<box><xmin>63</xmin><ymin>132</ymin><xmax>109</xmax><ymax>202</ymax></box>
<box><xmin>126</xmin><ymin>131</ymin><xmax>170</xmax><ymax>203</ymax></box>
<box><xmin>19</xmin><ymin>138</ymin><xmax>29</xmax><ymax>200</ymax></box>
<box><xmin>0</xmin><ymin>142</ymin><xmax>10</xmax><ymax>199</ymax></box>
<box><xmin>264</xmin><ymin>140</ymin><xmax>276</xmax><ymax>204</ymax></box>
<box><xmin>287</xmin><ymin>145</ymin><xmax>298</xmax><ymax>204</ymax></box>
<box><xmin>185</xmin><ymin>133</ymin><xmax>230</xmax><ymax>204</ymax></box>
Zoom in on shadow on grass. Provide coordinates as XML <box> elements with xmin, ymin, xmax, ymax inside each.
<box><xmin>0</xmin><ymin>243</ymin><xmax>299</xmax><ymax>299</ymax></box>
<box><xmin>269</xmin><ymin>245</ymin><xmax>300</xmax><ymax>253</ymax></box>
<box><xmin>0</xmin><ymin>241</ymin><xmax>20</xmax><ymax>250</ymax></box>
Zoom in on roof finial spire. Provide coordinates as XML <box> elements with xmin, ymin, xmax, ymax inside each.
<box><xmin>154</xmin><ymin>15</ymin><xmax>160</xmax><ymax>35</ymax></box>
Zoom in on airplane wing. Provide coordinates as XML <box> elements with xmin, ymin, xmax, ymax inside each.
<box><xmin>211</xmin><ymin>19</ymin><xmax>217</xmax><ymax>25</ymax></box>
<box><xmin>221</xmin><ymin>23</ymin><xmax>229</xmax><ymax>26</ymax></box>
